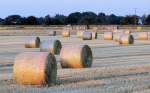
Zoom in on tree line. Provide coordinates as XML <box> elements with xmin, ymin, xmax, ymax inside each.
<box><xmin>0</xmin><ymin>12</ymin><xmax>150</xmax><ymax>25</ymax></box>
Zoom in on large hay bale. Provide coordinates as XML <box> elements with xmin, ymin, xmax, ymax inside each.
<box><xmin>13</xmin><ymin>52</ymin><xmax>57</xmax><ymax>85</ymax></box>
<box><xmin>137</xmin><ymin>32</ymin><xmax>148</xmax><ymax>40</ymax></box>
<box><xmin>48</xmin><ymin>31</ymin><xmax>56</xmax><ymax>36</ymax></box>
<box><xmin>62</xmin><ymin>30</ymin><xmax>70</xmax><ymax>37</ymax></box>
<box><xmin>76</xmin><ymin>31</ymin><xmax>84</xmax><ymax>38</ymax></box>
<box><xmin>60</xmin><ymin>45</ymin><xmax>93</xmax><ymax>68</ymax></box>
<box><xmin>40</xmin><ymin>40</ymin><xmax>62</xmax><ymax>55</ymax></box>
<box><xmin>119</xmin><ymin>34</ymin><xmax>134</xmax><ymax>45</ymax></box>
<box><xmin>82</xmin><ymin>32</ymin><xmax>92</xmax><ymax>40</ymax></box>
<box><xmin>92</xmin><ymin>31</ymin><xmax>97</xmax><ymax>39</ymax></box>
<box><xmin>104</xmin><ymin>32</ymin><xmax>113</xmax><ymax>40</ymax></box>
<box><xmin>25</xmin><ymin>37</ymin><xmax>40</xmax><ymax>48</ymax></box>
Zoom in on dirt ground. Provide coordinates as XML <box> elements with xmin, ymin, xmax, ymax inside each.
<box><xmin>1</xmin><ymin>33</ymin><xmax>150</xmax><ymax>93</ymax></box>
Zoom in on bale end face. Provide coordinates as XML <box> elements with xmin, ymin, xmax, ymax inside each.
<box><xmin>60</xmin><ymin>45</ymin><xmax>93</xmax><ymax>68</ymax></box>
<box><xmin>25</xmin><ymin>37</ymin><xmax>40</xmax><ymax>48</ymax></box>
<box><xmin>82</xmin><ymin>32</ymin><xmax>92</xmax><ymax>40</ymax></box>
<box><xmin>13</xmin><ymin>52</ymin><xmax>57</xmax><ymax>85</ymax></box>
<box><xmin>76</xmin><ymin>31</ymin><xmax>84</xmax><ymax>38</ymax></box>
<box><xmin>137</xmin><ymin>32</ymin><xmax>148</xmax><ymax>40</ymax></box>
<box><xmin>104</xmin><ymin>32</ymin><xmax>113</xmax><ymax>40</ymax></box>
<box><xmin>40</xmin><ymin>40</ymin><xmax>62</xmax><ymax>55</ymax></box>
<box><xmin>81</xmin><ymin>45</ymin><xmax>93</xmax><ymax>67</ymax></box>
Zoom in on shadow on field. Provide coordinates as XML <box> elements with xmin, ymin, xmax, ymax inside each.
<box><xmin>56</xmin><ymin>71</ymin><xmax>149</xmax><ymax>85</ymax></box>
<box><xmin>94</xmin><ymin>53</ymin><xmax>150</xmax><ymax>59</ymax></box>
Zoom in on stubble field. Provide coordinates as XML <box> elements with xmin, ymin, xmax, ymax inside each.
<box><xmin>0</xmin><ymin>28</ymin><xmax>150</xmax><ymax>93</ymax></box>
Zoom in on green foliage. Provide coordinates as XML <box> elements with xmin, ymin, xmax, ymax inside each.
<box><xmin>0</xmin><ymin>12</ymin><xmax>147</xmax><ymax>25</ymax></box>
<box><xmin>25</xmin><ymin>16</ymin><xmax>38</xmax><ymax>25</ymax></box>
<box><xmin>145</xmin><ymin>15</ymin><xmax>150</xmax><ymax>25</ymax></box>
<box><xmin>3</xmin><ymin>15</ymin><xmax>23</xmax><ymax>25</ymax></box>
<box><xmin>44</xmin><ymin>15</ymin><xmax>51</xmax><ymax>25</ymax></box>
<box><xmin>67</xmin><ymin>12</ymin><xmax>82</xmax><ymax>25</ymax></box>
<box><xmin>78</xmin><ymin>12</ymin><xmax>97</xmax><ymax>25</ymax></box>
<box><xmin>120</xmin><ymin>15</ymin><xmax>139</xmax><ymax>25</ymax></box>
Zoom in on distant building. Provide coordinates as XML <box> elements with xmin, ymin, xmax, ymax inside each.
<box><xmin>138</xmin><ymin>18</ymin><xmax>143</xmax><ymax>25</ymax></box>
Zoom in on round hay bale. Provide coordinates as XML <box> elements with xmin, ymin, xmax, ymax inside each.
<box><xmin>62</xmin><ymin>30</ymin><xmax>70</xmax><ymax>37</ymax></box>
<box><xmin>76</xmin><ymin>31</ymin><xmax>84</xmax><ymax>38</ymax></box>
<box><xmin>60</xmin><ymin>45</ymin><xmax>93</xmax><ymax>68</ymax></box>
<box><xmin>113</xmin><ymin>32</ymin><xmax>123</xmax><ymax>42</ymax></box>
<box><xmin>92</xmin><ymin>32</ymin><xmax>97</xmax><ymax>39</ymax></box>
<box><xmin>40</xmin><ymin>40</ymin><xmax>62</xmax><ymax>55</ymax></box>
<box><xmin>25</xmin><ymin>37</ymin><xmax>40</xmax><ymax>48</ymax></box>
<box><xmin>104</xmin><ymin>32</ymin><xmax>113</xmax><ymax>40</ymax></box>
<box><xmin>137</xmin><ymin>32</ymin><xmax>148</xmax><ymax>40</ymax></box>
<box><xmin>13</xmin><ymin>52</ymin><xmax>57</xmax><ymax>85</ymax></box>
<box><xmin>48</xmin><ymin>31</ymin><xmax>56</xmax><ymax>36</ymax></box>
<box><xmin>119</xmin><ymin>34</ymin><xmax>134</xmax><ymax>45</ymax></box>
<box><xmin>82</xmin><ymin>32</ymin><xmax>92</xmax><ymax>40</ymax></box>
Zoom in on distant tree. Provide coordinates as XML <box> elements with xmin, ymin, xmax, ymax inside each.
<box><xmin>141</xmin><ymin>15</ymin><xmax>146</xmax><ymax>25</ymax></box>
<box><xmin>37</xmin><ymin>17</ymin><xmax>44</xmax><ymax>25</ymax></box>
<box><xmin>67</xmin><ymin>12</ymin><xmax>82</xmax><ymax>25</ymax></box>
<box><xmin>51</xmin><ymin>14</ymin><xmax>66</xmax><ymax>25</ymax></box>
<box><xmin>120</xmin><ymin>15</ymin><xmax>138</xmax><ymax>25</ymax></box>
<box><xmin>56</xmin><ymin>14</ymin><xmax>67</xmax><ymax>25</ymax></box>
<box><xmin>78</xmin><ymin>12</ymin><xmax>97</xmax><ymax>25</ymax></box>
<box><xmin>0</xmin><ymin>18</ymin><xmax>3</xmax><ymax>22</ymax></box>
<box><xmin>0</xmin><ymin>18</ymin><xmax>4</xmax><ymax>25</ymax></box>
<box><xmin>134</xmin><ymin>15</ymin><xmax>140</xmax><ymax>25</ymax></box>
<box><xmin>20</xmin><ymin>17</ymin><xmax>28</xmax><ymax>25</ymax></box>
<box><xmin>118</xmin><ymin>16</ymin><xmax>124</xmax><ymax>25</ymax></box>
<box><xmin>97</xmin><ymin>13</ymin><xmax>106</xmax><ymax>25</ymax></box>
<box><xmin>44</xmin><ymin>15</ymin><xmax>51</xmax><ymax>25</ymax></box>
<box><xmin>4</xmin><ymin>15</ymin><xmax>23</xmax><ymax>25</ymax></box>
<box><xmin>108</xmin><ymin>14</ymin><xmax>121</xmax><ymax>25</ymax></box>
<box><xmin>25</xmin><ymin>16</ymin><xmax>38</xmax><ymax>25</ymax></box>
<box><xmin>145</xmin><ymin>15</ymin><xmax>150</xmax><ymax>25</ymax></box>
<box><xmin>0</xmin><ymin>12</ymin><xmax>149</xmax><ymax>25</ymax></box>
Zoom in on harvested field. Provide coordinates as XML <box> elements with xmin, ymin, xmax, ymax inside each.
<box><xmin>1</xmin><ymin>30</ymin><xmax>150</xmax><ymax>93</ymax></box>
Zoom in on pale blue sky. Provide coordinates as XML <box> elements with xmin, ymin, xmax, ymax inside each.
<box><xmin>0</xmin><ymin>0</ymin><xmax>149</xmax><ymax>18</ymax></box>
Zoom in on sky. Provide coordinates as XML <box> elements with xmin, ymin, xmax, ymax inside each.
<box><xmin>0</xmin><ymin>0</ymin><xmax>149</xmax><ymax>18</ymax></box>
